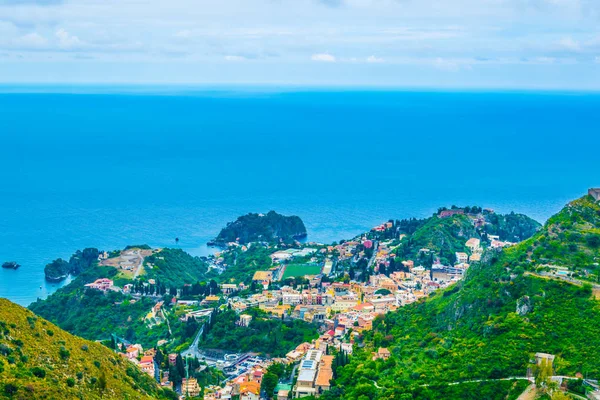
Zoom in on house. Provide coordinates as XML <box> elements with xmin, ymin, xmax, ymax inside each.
<box><xmin>330</xmin><ymin>297</ymin><xmax>358</xmax><ymax>312</ymax></box>
<box><xmin>295</xmin><ymin>369</ymin><xmax>317</xmax><ymax>398</ymax></box>
<box><xmin>455</xmin><ymin>252</ymin><xmax>469</xmax><ymax>264</ymax></box>
<box><xmin>139</xmin><ymin>355</ymin><xmax>159</xmax><ymax>381</ymax></box>
<box><xmin>220</xmin><ymin>283</ymin><xmax>238</xmax><ymax>294</ymax></box>
<box><xmin>315</xmin><ymin>355</ymin><xmax>334</xmax><ymax>395</ymax></box>
<box><xmin>238</xmin><ymin>314</ymin><xmax>253</xmax><ymax>327</ymax></box>
<box><xmin>372</xmin><ymin>347</ymin><xmax>391</xmax><ymax>361</ymax></box>
<box><xmin>277</xmin><ymin>390</ymin><xmax>290</xmax><ymax>400</ymax></box>
<box><xmin>84</xmin><ymin>278</ymin><xmax>113</xmax><ymax>291</ymax></box>
<box><xmin>125</xmin><ymin>345</ymin><xmax>140</xmax><ymax>360</ymax></box>
<box><xmin>469</xmin><ymin>253</ymin><xmax>482</xmax><ymax>262</ymax></box>
<box><xmin>465</xmin><ymin>238</ymin><xmax>481</xmax><ymax>251</ymax></box>
<box><xmin>202</xmin><ymin>295</ymin><xmax>220</xmax><ymax>305</ymax></box>
<box><xmin>181</xmin><ymin>377</ymin><xmax>201</xmax><ymax>397</ymax></box>
<box><xmin>239</xmin><ymin>381</ymin><xmax>261</xmax><ymax>400</ymax></box>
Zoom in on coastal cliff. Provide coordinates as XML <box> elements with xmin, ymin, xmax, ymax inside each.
<box><xmin>44</xmin><ymin>248</ymin><xmax>100</xmax><ymax>282</ymax></box>
<box><xmin>210</xmin><ymin>211</ymin><xmax>307</xmax><ymax>246</ymax></box>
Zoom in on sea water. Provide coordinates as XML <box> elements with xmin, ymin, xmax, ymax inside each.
<box><xmin>1</xmin><ymin>86</ymin><xmax>599</xmax><ymax>305</ymax></box>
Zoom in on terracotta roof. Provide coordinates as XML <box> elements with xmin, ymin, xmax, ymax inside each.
<box><xmin>240</xmin><ymin>381</ymin><xmax>261</xmax><ymax>395</ymax></box>
<box><xmin>315</xmin><ymin>355</ymin><xmax>334</xmax><ymax>386</ymax></box>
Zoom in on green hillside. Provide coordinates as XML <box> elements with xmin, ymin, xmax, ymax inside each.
<box><xmin>0</xmin><ymin>298</ymin><xmax>176</xmax><ymax>400</ymax></box>
<box><xmin>522</xmin><ymin>195</ymin><xmax>600</xmax><ymax>278</ymax></box>
<box><xmin>143</xmin><ymin>248</ymin><xmax>216</xmax><ymax>288</ymax></box>
<box><xmin>29</xmin><ymin>265</ymin><xmax>198</xmax><ymax>352</ymax></box>
<box><xmin>326</xmin><ymin>195</ymin><xmax>600</xmax><ymax>399</ymax></box>
<box><xmin>394</xmin><ymin>210</ymin><xmax>540</xmax><ymax>266</ymax></box>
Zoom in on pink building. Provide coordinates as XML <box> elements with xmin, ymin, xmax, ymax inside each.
<box><xmin>84</xmin><ymin>278</ymin><xmax>113</xmax><ymax>291</ymax></box>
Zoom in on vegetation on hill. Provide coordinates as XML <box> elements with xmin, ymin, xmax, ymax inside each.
<box><xmin>217</xmin><ymin>244</ymin><xmax>274</xmax><ymax>284</ymax></box>
<box><xmin>392</xmin><ymin>210</ymin><xmax>540</xmax><ymax>266</ymax></box>
<box><xmin>200</xmin><ymin>308</ymin><xmax>318</xmax><ymax>357</ymax></box>
<box><xmin>29</xmin><ymin>266</ymin><xmax>197</xmax><ymax>352</ymax></box>
<box><xmin>483</xmin><ymin>211</ymin><xmax>541</xmax><ymax>243</ymax></box>
<box><xmin>211</xmin><ymin>211</ymin><xmax>307</xmax><ymax>245</ymax></box>
<box><xmin>520</xmin><ymin>195</ymin><xmax>600</xmax><ymax>279</ymax></box>
<box><xmin>0</xmin><ymin>298</ymin><xmax>176</xmax><ymax>400</ymax></box>
<box><xmin>143</xmin><ymin>248</ymin><xmax>216</xmax><ymax>288</ymax></box>
<box><xmin>44</xmin><ymin>248</ymin><xmax>100</xmax><ymax>282</ymax></box>
<box><xmin>326</xmin><ymin>195</ymin><xmax>600</xmax><ymax>399</ymax></box>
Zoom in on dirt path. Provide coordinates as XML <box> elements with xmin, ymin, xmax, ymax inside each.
<box><xmin>516</xmin><ymin>384</ymin><xmax>537</xmax><ymax>400</ymax></box>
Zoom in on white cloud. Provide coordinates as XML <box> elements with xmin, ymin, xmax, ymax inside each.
<box><xmin>366</xmin><ymin>55</ymin><xmax>383</xmax><ymax>63</ymax></box>
<box><xmin>224</xmin><ymin>55</ymin><xmax>247</xmax><ymax>61</ymax></box>
<box><xmin>594</xmin><ymin>56</ymin><xmax>600</xmax><ymax>64</ymax></box>
<box><xmin>433</xmin><ymin>57</ymin><xmax>473</xmax><ymax>71</ymax></box>
<box><xmin>534</xmin><ymin>56</ymin><xmax>556</xmax><ymax>64</ymax></box>
<box><xmin>55</xmin><ymin>28</ymin><xmax>82</xmax><ymax>49</ymax></box>
<box><xmin>174</xmin><ymin>30</ymin><xmax>192</xmax><ymax>39</ymax></box>
<box><xmin>15</xmin><ymin>32</ymin><xmax>48</xmax><ymax>48</ymax></box>
<box><xmin>311</xmin><ymin>53</ymin><xmax>336</xmax><ymax>62</ymax></box>
<box><xmin>558</xmin><ymin>37</ymin><xmax>581</xmax><ymax>52</ymax></box>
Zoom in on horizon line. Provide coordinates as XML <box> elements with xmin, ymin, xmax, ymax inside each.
<box><xmin>1</xmin><ymin>82</ymin><xmax>600</xmax><ymax>95</ymax></box>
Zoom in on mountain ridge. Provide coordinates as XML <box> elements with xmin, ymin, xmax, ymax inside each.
<box><xmin>0</xmin><ymin>298</ymin><xmax>177</xmax><ymax>400</ymax></box>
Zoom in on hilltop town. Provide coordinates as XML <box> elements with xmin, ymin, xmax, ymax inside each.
<box><xmin>25</xmin><ymin>203</ymin><xmax>554</xmax><ymax>400</ymax></box>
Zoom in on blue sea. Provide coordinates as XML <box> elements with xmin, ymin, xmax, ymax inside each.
<box><xmin>1</xmin><ymin>86</ymin><xmax>599</xmax><ymax>306</ymax></box>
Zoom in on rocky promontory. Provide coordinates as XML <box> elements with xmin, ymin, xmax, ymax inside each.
<box><xmin>210</xmin><ymin>211</ymin><xmax>307</xmax><ymax>246</ymax></box>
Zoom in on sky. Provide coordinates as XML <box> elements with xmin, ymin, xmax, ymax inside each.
<box><xmin>0</xmin><ymin>0</ymin><xmax>599</xmax><ymax>88</ymax></box>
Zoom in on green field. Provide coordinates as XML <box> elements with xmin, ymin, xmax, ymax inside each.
<box><xmin>282</xmin><ymin>263</ymin><xmax>322</xmax><ymax>279</ymax></box>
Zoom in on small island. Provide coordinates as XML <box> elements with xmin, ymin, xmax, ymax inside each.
<box><xmin>44</xmin><ymin>248</ymin><xmax>100</xmax><ymax>282</ymax></box>
<box><xmin>2</xmin><ymin>261</ymin><xmax>20</xmax><ymax>270</ymax></box>
<box><xmin>209</xmin><ymin>210</ymin><xmax>307</xmax><ymax>246</ymax></box>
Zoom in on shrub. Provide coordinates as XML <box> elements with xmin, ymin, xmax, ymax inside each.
<box><xmin>59</xmin><ymin>346</ymin><xmax>70</xmax><ymax>360</ymax></box>
<box><xmin>66</xmin><ymin>377</ymin><xmax>75</xmax><ymax>387</ymax></box>
<box><xmin>46</xmin><ymin>330</ymin><xmax>54</xmax><ymax>337</ymax></box>
<box><xmin>3</xmin><ymin>383</ymin><xmax>18</xmax><ymax>396</ymax></box>
<box><xmin>0</xmin><ymin>343</ymin><xmax>12</xmax><ymax>356</ymax></box>
<box><xmin>81</xmin><ymin>344</ymin><xmax>89</xmax><ymax>352</ymax></box>
<box><xmin>31</xmin><ymin>367</ymin><xmax>46</xmax><ymax>378</ymax></box>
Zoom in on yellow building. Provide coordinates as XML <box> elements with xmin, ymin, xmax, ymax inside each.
<box><xmin>181</xmin><ymin>377</ymin><xmax>201</xmax><ymax>397</ymax></box>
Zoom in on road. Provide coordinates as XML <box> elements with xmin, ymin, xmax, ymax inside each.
<box><xmin>181</xmin><ymin>323</ymin><xmax>206</xmax><ymax>359</ymax></box>
<box><xmin>367</xmin><ymin>241</ymin><xmax>379</xmax><ymax>269</ymax></box>
<box><xmin>417</xmin><ymin>375</ymin><xmax>582</xmax><ymax>388</ymax></box>
<box><xmin>526</xmin><ymin>271</ymin><xmax>600</xmax><ymax>292</ymax></box>
<box><xmin>181</xmin><ymin>309</ymin><xmax>216</xmax><ymax>359</ymax></box>
<box><xmin>132</xmin><ymin>250</ymin><xmax>144</xmax><ymax>279</ymax></box>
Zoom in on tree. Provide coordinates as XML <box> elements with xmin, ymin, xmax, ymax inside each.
<box><xmin>176</xmin><ymin>354</ymin><xmax>186</xmax><ymax>378</ymax></box>
<box><xmin>534</xmin><ymin>359</ymin><xmax>553</xmax><ymax>389</ymax></box>
<box><xmin>551</xmin><ymin>391</ymin><xmax>571</xmax><ymax>400</ymax></box>
<box><xmin>261</xmin><ymin>372</ymin><xmax>279</xmax><ymax>399</ymax></box>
